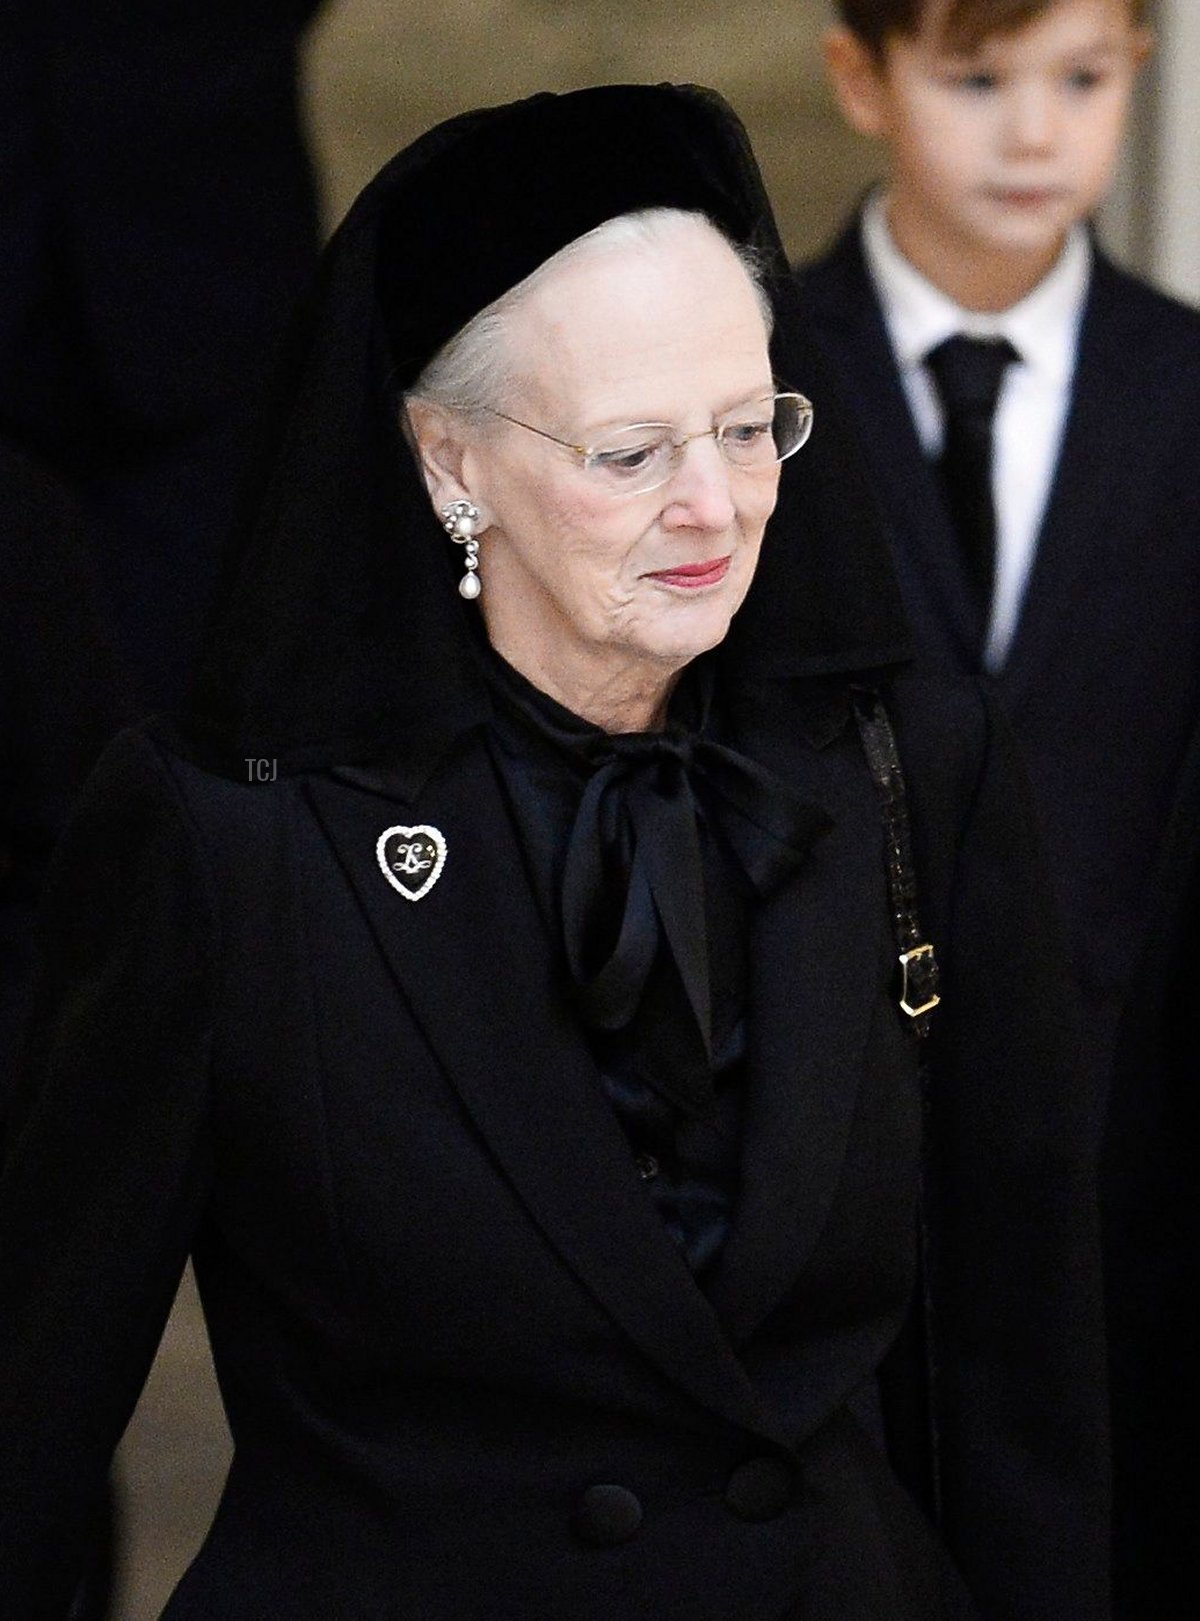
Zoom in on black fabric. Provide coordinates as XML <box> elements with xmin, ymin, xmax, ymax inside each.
<box><xmin>0</xmin><ymin>675</ymin><xmax>1108</xmax><ymax>1621</ymax></box>
<box><xmin>0</xmin><ymin>438</ymin><xmax>130</xmax><ymax>1621</ymax></box>
<box><xmin>1103</xmin><ymin>712</ymin><xmax>1200</xmax><ymax>1621</ymax></box>
<box><xmin>0</xmin><ymin>2</ymin><xmax>325</xmax><ymax>709</ymax></box>
<box><xmin>799</xmin><ymin>219</ymin><xmax>1200</xmax><ymax>1115</ymax></box>
<box><xmin>484</xmin><ymin>651</ymin><xmax>823</xmax><ymax>1277</ymax></box>
<box><xmin>183</xmin><ymin>85</ymin><xmax>912</xmax><ymax>775</ymax></box>
<box><xmin>489</xmin><ymin>661</ymin><xmax>829</xmax><ymax>1115</ymax></box>
<box><xmin>801</xmin><ymin>211</ymin><xmax>1200</xmax><ymax>1620</ymax></box>
<box><xmin>0</xmin><ymin>438</ymin><xmax>134</xmax><ymax>1109</ymax></box>
<box><xmin>486</xmin><ymin>664</ymin><xmax>748</xmax><ymax>1278</ymax></box>
<box><xmin>924</xmin><ymin>336</ymin><xmax>1018</xmax><ymax>629</ymax></box>
<box><xmin>0</xmin><ymin>88</ymin><xmax>1110</xmax><ymax>1621</ymax></box>
<box><xmin>560</xmin><ymin>727</ymin><xmax>827</xmax><ymax>1066</ymax></box>
<box><xmin>372</xmin><ymin>88</ymin><xmax>772</xmax><ymax>392</ymax></box>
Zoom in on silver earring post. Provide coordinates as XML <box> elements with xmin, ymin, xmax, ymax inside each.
<box><xmin>441</xmin><ymin>500</ymin><xmax>482</xmax><ymax>600</ymax></box>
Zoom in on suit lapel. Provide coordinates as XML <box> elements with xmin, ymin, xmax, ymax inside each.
<box><xmin>997</xmin><ymin>254</ymin><xmax>1148</xmax><ymax>707</ymax></box>
<box><xmin>707</xmin><ymin>691</ymin><xmax>888</xmax><ymax>1346</ymax></box>
<box><xmin>802</xmin><ymin>223</ymin><xmax>987</xmax><ymax>671</ymax></box>
<box><xmin>304</xmin><ymin>740</ymin><xmax>791</xmax><ymax>1447</ymax></box>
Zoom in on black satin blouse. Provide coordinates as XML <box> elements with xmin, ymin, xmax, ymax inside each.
<box><xmin>482</xmin><ymin>650</ymin><xmax>824</xmax><ymax>1281</ymax></box>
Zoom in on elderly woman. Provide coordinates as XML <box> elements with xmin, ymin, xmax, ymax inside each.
<box><xmin>0</xmin><ymin>86</ymin><xmax>1107</xmax><ymax>1621</ymax></box>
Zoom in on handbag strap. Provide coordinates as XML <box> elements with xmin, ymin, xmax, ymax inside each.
<box><xmin>851</xmin><ymin>683</ymin><xmax>944</xmax><ymax>1525</ymax></box>
<box><xmin>851</xmin><ymin>686</ymin><xmax>941</xmax><ymax>1039</ymax></box>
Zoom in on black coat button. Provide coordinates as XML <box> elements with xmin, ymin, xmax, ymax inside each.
<box><xmin>724</xmin><ymin>1456</ymin><xmax>796</xmax><ymax>1521</ymax></box>
<box><xmin>572</xmin><ymin>1483</ymin><xmax>644</xmax><ymax>1546</ymax></box>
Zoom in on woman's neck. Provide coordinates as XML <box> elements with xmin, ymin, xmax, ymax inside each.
<box><xmin>484</xmin><ymin>627</ymin><xmax>679</xmax><ymax>734</ymax></box>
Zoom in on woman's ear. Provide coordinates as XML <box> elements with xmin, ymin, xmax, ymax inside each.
<box><xmin>823</xmin><ymin>25</ymin><xmax>891</xmax><ymax>140</ymax></box>
<box><xmin>403</xmin><ymin>399</ymin><xmax>493</xmax><ymax>528</ymax></box>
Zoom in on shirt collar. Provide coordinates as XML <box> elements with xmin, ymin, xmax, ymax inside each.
<box><xmin>861</xmin><ymin>189</ymin><xmax>1090</xmax><ymax>387</ymax></box>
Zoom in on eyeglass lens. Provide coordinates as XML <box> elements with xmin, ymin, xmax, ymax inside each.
<box><xmin>585</xmin><ymin>393</ymin><xmax>812</xmax><ymax>494</ymax></box>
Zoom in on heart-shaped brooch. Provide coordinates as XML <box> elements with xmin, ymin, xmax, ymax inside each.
<box><xmin>376</xmin><ymin>824</ymin><xmax>447</xmax><ymax>902</ymax></box>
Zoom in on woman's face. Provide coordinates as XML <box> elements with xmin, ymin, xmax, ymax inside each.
<box><xmin>447</xmin><ymin>221</ymin><xmax>780</xmax><ymax>721</ymax></box>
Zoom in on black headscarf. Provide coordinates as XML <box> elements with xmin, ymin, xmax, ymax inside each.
<box><xmin>183</xmin><ymin>83</ymin><xmax>911</xmax><ymax>774</ymax></box>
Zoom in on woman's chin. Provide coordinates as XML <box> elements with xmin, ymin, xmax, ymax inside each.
<box><xmin>629</xmin><ymin>600</ymin><xmax>741</xmax><ymax>671</ymax></box>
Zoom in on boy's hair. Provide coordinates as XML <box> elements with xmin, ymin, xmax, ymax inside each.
<box><xmin>838</xmin><ymin>0</ymin><xmax>1146</xmax><ymax>56</ymax></box>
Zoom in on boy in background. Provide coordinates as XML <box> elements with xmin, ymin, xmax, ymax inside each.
<box><xmin>801</xmin><ymin>4</ymin><xmax>1200</xmax><ymax>1614</ymax></box>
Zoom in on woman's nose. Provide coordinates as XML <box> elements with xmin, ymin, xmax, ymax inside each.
<box><xmin>661</xmin><ymin>436</ymin><xmax>737</xmax><ymax>530</ymax></box>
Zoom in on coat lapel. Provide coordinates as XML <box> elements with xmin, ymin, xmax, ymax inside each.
<box><xmin>707</xmin><ymin>690</ymin><xmax>889</xmax><ymax>1346</ymax></box>
<box><xmin>304</xmin><ymin>740</ymin><xmax>792</xmax><ymax>1448</ymax></box>
<box><xmin>802</xmin><ymin>223</ymin><xmax>987</xmax><ymax>671</ymax></box>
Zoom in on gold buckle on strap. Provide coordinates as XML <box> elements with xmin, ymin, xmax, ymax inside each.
<box><xmin>899</xmin><ymin>942</ymin><xmax>941</xmax><ymax>1020</ymax></box>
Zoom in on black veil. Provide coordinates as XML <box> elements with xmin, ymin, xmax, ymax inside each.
<box><xmin>183</xmin><ymin>84</ymin><xmax>911</xmax><ymax>773</ymax></box>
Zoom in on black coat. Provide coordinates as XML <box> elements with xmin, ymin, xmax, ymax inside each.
<box><xmin>0</xmin><ymin>439</ymin><xmax>132</xmax><ymax>1105</ymax></box>
<box><xmin>798</xmin><ymin>220</ymin><xmax>1200</xmax><ymax>1118</ymax></box>
<box><xmin>1</xmin><ymin>85</ymin><xmax>1110</xmax><ymax>1621</ymax></box>
<box><xmin>0</xmin><ymin>667</ymin><xmax>1108</xmax><ymax>1621</ymax></box>
<box><xmin>0</xmin><ymin>439</ymin><xmax>131</xmax><ymax>1621</ymax></box>
<box><xmin>0</xmin><ymin>1</ymin><xmax>324</xmax><ymax>706</ymax></box>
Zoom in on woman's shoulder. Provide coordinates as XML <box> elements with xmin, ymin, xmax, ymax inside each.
<box><xmin>56</xmin><ymin>722</ymin><xmax>316</xmax><ymax>915</ymax></box>
<box><xmin>90</xmin><ymin>719</ymin><xmax>304</xmax><ymax>815</ymax></box>
<box><xmin>883</xmin><ymin>669</ymin><xmax>994</xmax><ymax>782</ymax></box>
<box><xmin>878</xmin><ymin>670</ymin><xmax>1024</xmax><ymax>835</ymax></box>
<box><xmin>874</xmin><ymin>671</ymin><xmax>1039</xmax><ymax>921</ymax></box>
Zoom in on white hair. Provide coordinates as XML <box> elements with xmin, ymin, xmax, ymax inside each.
<box><xmin>403</xmin><ymin>208</ymin><xmax>773</xmax><ymax>424</ymax></box>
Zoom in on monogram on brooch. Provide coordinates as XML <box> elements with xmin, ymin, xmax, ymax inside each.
<box><xmin>376</xmin><ymin>825</ymin><xmax>447</xmax><ymax>901</ymax></box>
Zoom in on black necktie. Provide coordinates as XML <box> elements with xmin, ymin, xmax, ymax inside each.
<box><xmin>924</xmin><ymin>334</ymin><xmax>1019</xmax><ymax>632</ymax></box>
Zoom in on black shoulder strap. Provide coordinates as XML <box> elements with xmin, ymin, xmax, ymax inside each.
<box><xmin>851</xmin><ymin>683</ymin><xmax>944</xmax><ymax>1525</ymax></box>
<box><xmin>851</xmin><ymin>686</ymin><xmax>941</xmax><ymax>1039</ymax></box>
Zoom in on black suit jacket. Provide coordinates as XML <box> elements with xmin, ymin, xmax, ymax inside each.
<box><xmin>0</xmin><ymin>671</ymin><xmax>1108</xmax><ymax>1621</ymax></box>
<box><xmin>1102</xmin><ymin>709</ymin><xmax>1200</xmax><ymax>1620</ymax></box>
<box><xmin>799</xmin><ymin>221</ymin><xmax>1200</xmax><ymax>1115</ymax></box>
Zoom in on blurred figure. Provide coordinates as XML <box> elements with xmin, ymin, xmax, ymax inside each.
<box><xmin>0</xmin><ymin>1</ymin><xmax>326</xmax><ymax>709</ymax></box>
<box><xmin>0</xmin><ymin>438</ymin><xmax>132</xmax><ymax>1095</ymax></box>
<box><xmin>0</xmin><ymin>436</ymin><xmax>132</xmax><ymax>1621</ymax></box>
<box><xmin>3</xmin><ymin>10</ymin><xmax>321</xmax><ymax>1610</ymax></box>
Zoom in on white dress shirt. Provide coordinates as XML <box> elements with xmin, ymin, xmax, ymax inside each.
<box><xmin>861</xmin><ymin>192</ymin><xmax>1091</xmax><ymax>670</ymax></box>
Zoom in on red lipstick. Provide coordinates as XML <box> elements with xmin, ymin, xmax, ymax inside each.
<box><xmin>646</xmin><ymin>556</ymin><xmax>732</xmax><ymax>589</ymax></box>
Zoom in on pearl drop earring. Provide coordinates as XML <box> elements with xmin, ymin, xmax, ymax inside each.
<box><xmin>441</xmin><ymin>500</ymin><xmax>482</xmax><ymax>599</ymax></box>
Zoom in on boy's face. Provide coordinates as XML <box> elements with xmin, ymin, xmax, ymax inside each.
<box><xmin>828</xmin><ymin>0</ymin><xmax>1150</xmax><ymax>305</ymax></box>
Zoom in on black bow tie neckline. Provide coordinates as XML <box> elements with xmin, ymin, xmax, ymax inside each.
<box><xmin>483</xmin><ymin>652</ymin><xmax>833</xmax><ymax>1114</ymax></box>
<box><xmin>559</xmin><ymin>718</ymin><xmax>833</xmax><ymax>1113</ymax></box>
